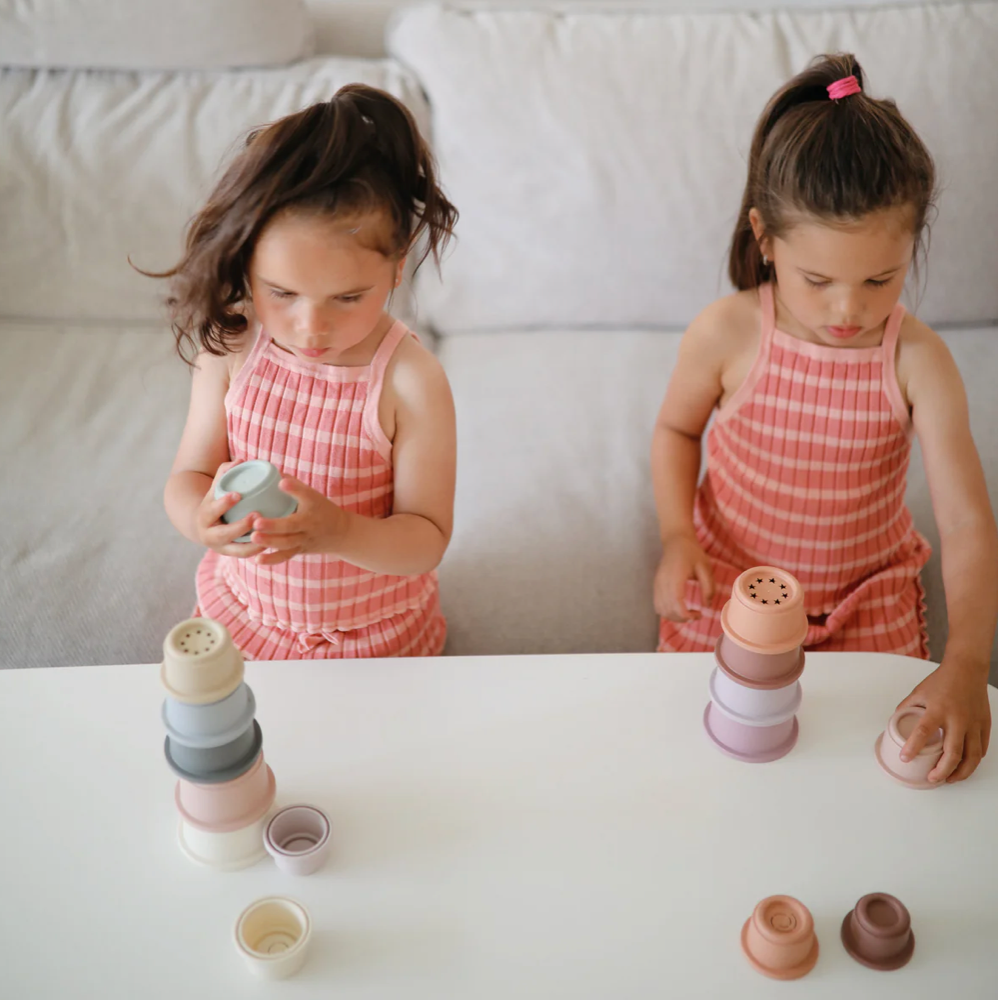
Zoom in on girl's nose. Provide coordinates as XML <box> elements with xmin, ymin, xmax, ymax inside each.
<box><xmin>294</xmin><ymin>301</ymin><xmax>332</xmax><ymax>337</ymax></box>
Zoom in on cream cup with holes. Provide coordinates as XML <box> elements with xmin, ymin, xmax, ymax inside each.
<box><xmin>703</xmin><ymin>703</ymin><xmax>798</xmax><ymax>763</ymax></box>
<box><xmin>875</xmin><ymin>706</ymin><xmax>945</xmax><ymax>789</ymax></box>
<box><xmin>721</xmin><ymin>566</ymin><xmax>809</xmax><ymax>656</ymax></box>
<box><xmin>176</xmin><ymin>751</ymin><xmax>276</xmax><ymax>832</ymax></box>
<box><xmin>162</xmin><ymin>682</ymin><xmax>256</xmax><ymax>749</ymax></box>
<box><xmin>235</xmin><ymin>897</ymin><xmax>312</xmax><ymax>980</ymax></box>
<box><xmin>216</xmin><ymin>460</ymin><xmax>297</xmax><ymax>542</ymax></box>
<box><xmin>160</xmin><ymin>617</ymin><xmax>244</xmax><ymax>705</ymax></box>
<box><xmin>264</xmin><ymin>806</ymin><xmax>331</xmax><ymax>876</ymax></box>
<box><xmin>178</xmin><ymin>812</ymin><xmax>270</xmax><ymax>871</ymax></box>
<box><xmin>709</xmin><ymin>666</ymin><xmax>802</xmax><ymax>726</ymax></box>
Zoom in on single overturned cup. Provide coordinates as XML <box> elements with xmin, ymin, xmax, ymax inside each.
<box><xmin>235</xmin><ymin>897</ymin><xmax>312</xmax><ymax>980</ymax></box>
<box><xmin>875</xmin><ymin>706</ymin><xmax>944</xmax><ymax>790</ymax></box>
<box><xmin>216</xmin><ymin>460</ymin><xmax>297</xmax><ymax>542</ymax></box>
<box><xmin>841</xmin><ymin>893</ymin><xmax>915</xmax><ymax>971</ymax></box>
<box><xmin>160</xmin><ymin>617</ymin><xmax>244</xmax><ymax>706</ymax></box>
<box><xmin>264</xmin><ymin>805</ymin><xmax>331</xmax><ymax>876</ymax></box>
<box><xmin>741</xmin><ymin>895</ymin><xmax>819</xmax><ymax>980</ymax></box>
<box><xmin>721</xmin><ymin>566</ymin><xmax>809</xmax><ymax>656</ymax></box>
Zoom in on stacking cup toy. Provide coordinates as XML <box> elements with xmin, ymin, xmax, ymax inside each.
<box><xmin>165</xmin><ymin>719</ymin><xmax>263</xmax><ymax>783</ymax></box>
<box><xmin>715</xmin><ymin>634</ymin><xmax>805</xmax><ymax>689</ymax></box>
<box><xmin>709</xmin><ymin>666</ymin><xmax>801</xmax><ymax>727</ymax></box>
<box><xmin>235</xmin><ymin>897</ymin><xmax>312</xmax><ymax>980</ymax></box>
<box><xmin>703</xmin><ymin>703</ymin><xmax>798</xmax><ymax>763</ymax></box>
<box><xmin>176</xmin><ymin>751</ymin><xmax>276</xmax><ymax>832</ymax></box>
<box><xmin>216</xmin><ymin>460</ymin><xmax>297</xmax><ymax>542</ymax></box>
<box><xmin>741</xmin><ymin>895</ymin><xmax>819</xmax><ymax>980</ymax></box>
<box><xmin>841</xmin><ymin>893</ymin><xmax>915</xmax><ymax>971</ymax></box>
<box><xmin>161</xmin><ymin>618</ymin><xmax>244</xmax><ymax>705</ymax></box>
<box><xmin>875</xmin><ymin>706</ymin><xmax>944</xmax><ymax>789</ymax></box>
<box><xmin>264</xmin><ymin>806</ymin><xmax>331</xmax><ymax>876</ymax></box>
<box><xmin>162</xmin><ymin>682</ymin><xmax>256</xmax><ymax>748</ymax></box>
<box><xmin>721</xmin><ymin>566</ymin><xmax>808</xmax><ymax>656</ymax></box>
<box><xmin>178</xmin><ymin>812</ymin><xmax>270</xmax><ymax>871</ymax></box>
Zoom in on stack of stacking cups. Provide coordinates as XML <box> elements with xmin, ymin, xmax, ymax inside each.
<box><xmin>161</xmin><ymin>617</ymin><xmax>277</xmax><ymax>870</ymax></box>
<box><xmin>703</xmin><ymin>566</ymin><xmax>808</xmax><ymax>763</ymax></box>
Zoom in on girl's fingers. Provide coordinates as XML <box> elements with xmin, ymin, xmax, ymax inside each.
<box><xmin>899</xmin><ymin>712</ymin><xmax>942</xmax><ymax>762</ymax></box>
<box><xmin>948</xmin><ymin>732</ymin><xmax>983</xmax><ymax>783</ymax></box>
<box><xmin>250</xmin><ymin>529</ymin><xmax>304</xmax><ymax>550</ymax></box>
<box><xmin>217</xmin><ymin>542</ymin><xmax>266</xmax><ymax>558</ymax></box>
<box><xmin>255</xmin><ymin>546</ymin><xmax>302</xmax><ymax>566</ymax></box>
<box><xmin>695</xmin><ymin>561</ymin><xmax>715</xmax><ymax>605</ymax></box>
<box><xmin>926</xmin><ymin>728</ymin><xmax>964</xmax><ymax>783</ymax></box>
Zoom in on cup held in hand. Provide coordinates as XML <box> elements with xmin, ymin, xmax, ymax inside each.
<box><xmin>875</xmin><ymin>706</ymin><xmax>944</xmax><ymax>789</ymax></box>
<box><xmin>216</xmin><ymin>460</ymin><xmax>297</xmax><ymax>541</ymax></box>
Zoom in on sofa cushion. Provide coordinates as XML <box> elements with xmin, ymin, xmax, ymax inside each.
<box><xmin>0</xmin><ymin>0</ymin><xmax>313</xmax><ymax>71</ymax></box>
<box><xmin>389</xmin><ymin>2</ymin><xmax>998</xmax><ymax>334</ymax></box>
<box><xmin>0</xmin><ymin>58</ymin><xmax>429</xmax><ymax>324</ymax></box>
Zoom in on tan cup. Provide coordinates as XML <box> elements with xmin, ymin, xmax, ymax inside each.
<box><xmin>160</xmin><ymin>617</ymin><xmax>244</xmax><ymax>706</ymax></box>
<box><xmin>741</xmin><ymin>895</ymin><xmax>819</xmax><ymax>980</ymax></box>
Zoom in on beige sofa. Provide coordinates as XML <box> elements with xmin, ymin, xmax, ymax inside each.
<box><xmin>2</xmin><ymin>0</ymin><xmax>996</xmax><ymax>679</ymax></box>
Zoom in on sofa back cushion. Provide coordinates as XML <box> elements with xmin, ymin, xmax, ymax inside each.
<box><xmin>0</xmin><ymin>60</ymin><xmax>429</xmax><ymax>323</ymax></box>
<box><xmin>0</xmin><ymin>0</ymin><xmax>313</xmax><ymax>70</ymax></box>
<box><xmin>389</xmin><ymin>2</ymin><xmax>998</xmax><ymax>334</ymax></box>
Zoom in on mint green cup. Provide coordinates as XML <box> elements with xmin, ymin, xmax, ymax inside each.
<box><xmin>216</xmin><ymin>460</ymin><xmax>297</xmax><ymax>542</ymax></box>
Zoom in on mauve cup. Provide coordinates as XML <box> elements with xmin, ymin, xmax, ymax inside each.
<box><xmin>264</xmin><ymin>806</ymin><xmax>331</xmax><ymax>876</ymax></box>
<box><xmin>841</xmin><ymin>893</ymin><xmax>915</xmax><ymax>971</ymax></box>
<box><xmin>176</xmin><ymin>752</ymin><xmax>276</xmax><ymax>832</ymax></box>
<box><xmin>216</xmin><ymin>460</ymin><xmax>297</xmax><ymax>542</ymax></box>
<box><xmin>160</xmin><ymin>617</ymin><xmax>244</xmax><ymax>706</ymax></box>
<box><xmin>178</xmin><ymin>813</ymin><xmax>270</xmax><ymax>871</ymax></box>
<box><xmin>162</xmin><ymin>682</ymin><xmax>256</xmax><ymax>749</ymax></box>
<box><xmin>703</xmin><ymin>702</ymin><xmax>798</xmax><ymax>763</ymax></box>
<box><xmin>235</xmin><ymin>897</ymin><xmax>312</xmax><ymax>980</ymax></box>
<box><xmin>715</xmin><ymin>634</ymin><xmax>805</xmax><ymax>689</ymax></box>
<box><xmin>709</xmin><ymin>666</ymin><xmax>801</xmax><ymax>726</ymax></box>
<box><xmin>875</xmin><ymin>707</ymin><xmax>944</xmax><ymax>790</ymax></box>
<box><xmin>721</xmin><ymin>566</ymin><xmax>809</xmax><ymax>655</ymax></box>
<box><xmin>741</xmin><ymin>895</ymin><xmax>819</xmax><ymax>980</ymax></box>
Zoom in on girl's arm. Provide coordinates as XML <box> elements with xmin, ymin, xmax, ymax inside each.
<box><xmin>651</xmin><ymin>298</ymin><xmax>737</xmax><ymax>620</ymax></box>
<box><xmin>897</xmin><ymin>319</ymin><xmax>997</xmax><ymax>781</ymax></box>
<box><xmin>252</xmin><ymin>337</ymin><xmax>456</xmax><ymax>576</ymax></box>
<box><xmin>164</xmin><ymin>348</ymin><xmax>265</xmax><ymax>555</ymax></box>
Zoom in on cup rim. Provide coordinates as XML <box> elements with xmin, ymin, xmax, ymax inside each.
<box><xmin>164</xmin><ymin>722</ymin><xmax>263</xmax><ymax>784</ymax></box>
<box><xmin>709</xmin><ymin>669</ymin><xmax>801</xmax><ymax>727</ymax></box>
<box><xmin>703</xmin><ymin>703</ymin><xmax>799</xmax><ymax>764</ymax></box>
<box><xmin>874</xmin><ymin>733</ymin><xmax>942</xmax><ymax>791</ymax></box>
<box><xmin>161</xmin><ymin>685</ymin><xmax>257</xmax><ymax>749</ymax></box>
<box><xmin>175</xmin><ymin>763</ymin><xmax>276</xmax><ymax>833</ymax></box>
<box><xmin>234</xmin><ymin>896</ymin><xmax>312</xmax><ymax>963</ymax></box>
<box><xmin>264</xmin><ymin>805</ymin><xmax>331</xmax><ymax>858</ymax></box>
<box><xmin>840</xmin><ymin>909</ymin><xmax>915</xmax><ymax>971</ymax></box>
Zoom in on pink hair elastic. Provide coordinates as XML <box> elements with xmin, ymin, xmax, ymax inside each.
<box><xmin>827</xmin><ymin>75</ymin><xmax>861</xmax><ymax>100</ymax></box>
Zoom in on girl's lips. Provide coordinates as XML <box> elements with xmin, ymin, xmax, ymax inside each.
<box><xmin>827</xmin><ymin>325</ymin><xmax>862</xmax><ymax>339</ymax></box>
<box><xmin>299</xmin><ymin>348</ymin><xmax>329</xmax><ymax>358</ymax></box>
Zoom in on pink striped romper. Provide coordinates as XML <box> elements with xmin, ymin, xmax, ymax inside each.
<box><xmin>658</xmin><ymin>282</ymin><xmax>931</xmax><ymax>657</ymax></box>
<box><xmin>195</xmin><ymin>320</ymin><xmax>447</xmax><ymax>659</ymax></box>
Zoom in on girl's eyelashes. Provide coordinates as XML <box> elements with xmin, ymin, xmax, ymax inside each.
<box><xmin>802</xmin><ymin>276</ymin><xmax>893</xmax><ymax>289</ymax></box>
<box><xmin>268</xmin><ymin>288</ymin><xmax>294</xmax><ymax>299</ymax></box>
<box><xmin>866</xmin><ymin>277</ymin><xmax>891</xmax><ymax>288</ymax></box>
<box><xmin>266</xmin><ymin>289</ymin><xmax>363</xmax><ymax>303</ymax></box>
<box><xmin>803</xmin><ymin>276</ymin><xmax>830</xmax><ymax>289</ymax></box>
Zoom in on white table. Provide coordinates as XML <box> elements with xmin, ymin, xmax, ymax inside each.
<box><xmin>0</xmin><ymin>652</ymin><xmax>995</xmax><ymax>997</ymax></box>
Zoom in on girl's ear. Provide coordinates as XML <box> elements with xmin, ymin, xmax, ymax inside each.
<box><xmin>748</xmin><ymin>207</ymin><xmax>771</xmax><ymax>260</ymax></box>
<box><xmin>394</xmin><ymin>255</ymin><xmax>407</xmax><ymax>287</ymax></box>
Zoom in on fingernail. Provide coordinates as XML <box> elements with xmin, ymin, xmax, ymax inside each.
<box><xmin>899</xmin><ymin>754</ymin><xmax>910</xmax><ymax>762</ymax></box>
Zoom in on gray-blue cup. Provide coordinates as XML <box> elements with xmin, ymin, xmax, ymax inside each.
<box><xmin>216</xmin><ymin>460</ymin><xmax>297</xmax><ymax>542</ymax></box>
<box><xmin>164</xmin><ymin>719</ymin><xmax>262</xmax><ymax>783</ymax></box>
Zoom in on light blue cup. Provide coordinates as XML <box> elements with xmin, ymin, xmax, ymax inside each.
<box><xmin>216</xmin><ymin>460</ymin><xmax>297</xmax><ymax>542</ymax></box>
<box><xmin>162</xmin><ymin>682</ymin><xmax>256</xmax><ymax>749</ymax></box>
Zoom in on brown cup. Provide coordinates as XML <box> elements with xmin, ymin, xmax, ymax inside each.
<box><xmin>715</xmin><ymin>634</ymin><xmax>805</xmax><ymax>689</ymax></box>
<box><xmin>840</xmin><ymin>893</ymin><xmax>915</xmax><ymax>971</ymax></box>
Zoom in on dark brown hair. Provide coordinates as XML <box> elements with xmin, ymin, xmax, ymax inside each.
<box><xmin>143</xmin><ymin>84</ymin><xmax>457</xmax><ymax>362</ymax></box>
<box><xmin>729</xmin><ymin>53</ymin><xmax>936</xmax><ymax>290</ymax></box>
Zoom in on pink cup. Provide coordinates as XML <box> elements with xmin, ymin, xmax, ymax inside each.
<box><xmin>742</xmin><ymin>895</ymin><xmax>819</xmax><ymax>980</ymax></box>
<box><xmin>264</xmin><ymin>806</ymin><xmax>331</xmax><ymax>876</ymax></box>
<box><xmin>709</xmin><ymin>667</ymin><xmax>801</xmax><ymax>727</ymax></box>
<box><xmin>175</xmin><ymin>751</ymin><xmax>277</xmax><ymax>832</ymax></box>
<box><xmin>715</xmin><ymin>634</ymin><xmax>805</xmax><ymax>688</ymax></box>
<box><xmin>721</xmin><ymin>566</ymin><xmax>809</xmax><ymax>655</ymax></box>
<box><xmin>703</xmin><ymin>702</ymin><xmax>798</xmax><ymax>763</ymax></box>
<box><xmin>875</xmin><ymin>707</ymin><xmax>944</xmax><ymax>790</ymax></box>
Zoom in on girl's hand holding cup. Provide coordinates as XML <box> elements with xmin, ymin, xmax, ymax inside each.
<box><xmin>196</xmin><ymin>462</ymin><xmax>267</xmax><ymax>558</ymax></box>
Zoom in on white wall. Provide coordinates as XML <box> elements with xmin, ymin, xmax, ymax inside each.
<box><xmin>306</xmin><ymin>0</ymin><xmax>948</xmax><ymax>57</ymax></box>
